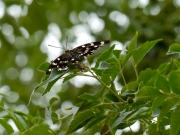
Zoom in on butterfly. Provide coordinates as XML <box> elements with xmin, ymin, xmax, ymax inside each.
<box><xmin>46</xmin><ymin>40</ymin><xmax>110</xmax><ymax>75</ymax></box>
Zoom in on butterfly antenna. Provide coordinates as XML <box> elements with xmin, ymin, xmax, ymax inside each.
<box><xmin>66</xmin><ymin>35</ymin><xmax>68</xmax><ymax>50</ymax></box>
<box><xmin>48</xmin><ymin>45</ymin><xmax>64</xmax><ymax>49</ymax></box>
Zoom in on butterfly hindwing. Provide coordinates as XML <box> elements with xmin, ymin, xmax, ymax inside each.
<box><xmin>46</xmin><ymin>54</ymin><xmax>70</xmax><ymax>74</ymax></box>
<box><xmin>46</xmin><ymin>40</ymin><xmax>110</xmax><ymax>75</ymax></box>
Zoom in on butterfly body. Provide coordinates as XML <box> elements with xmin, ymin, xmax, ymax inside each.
<box><xmin>46</xmin><ymin>40</ymin><xmax>110</xmax><ymax>75</ymax></box>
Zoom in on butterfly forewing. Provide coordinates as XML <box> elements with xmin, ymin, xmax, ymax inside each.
<box><xmin>46</xmin><ymin>40</ymin><xmax>110</xmax><ymax>75</ymax></box>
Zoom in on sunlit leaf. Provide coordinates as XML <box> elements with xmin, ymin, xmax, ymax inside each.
<box><xmin>0</xmin><ymin>118</ymin><xmax>14</xmax><ymax>134</ymax></box>
<box><xmin>95</xmin><ymin>45</ymin><xmax>115</xmax><ymax>68</ymax></box>
<box><xmin>133</xmin><ymin>39</ymin><xmax>162</xmax><ymax>65</ymax></box>
<box><xmin>121</xmin><ymin>50</ymin><xmax>135</xmax><ymax>67</ymax></box>
<box><xmin>138</xmin><ymin>68</ymin><xmax>158</xmax><ymax>86</ymax></box>
<box><xmin>167</xmin><ymin>43</ymin><xmax>180</xmax><ymax>55</ymax></box>
<box><xmin>22</xmin><ymin>124</ymin><xmax>55</xmax><ymax>135</ymax></box>
<box><xmin>136</xmin><ymin>86</ymin><xmax>162</xmax><ymax>100</ymax></box>
<box><xmin>128</xmin><ymin>31</ymin><xmax>138</xmax><ymax>52</ymax></box>
<box><xmin>37</xmin><ymin>62</ymin><xmax>50</xmax><ymax>73</ymax></box>
<box><xmin>155</xmin><ymin>73</ymin><xmax>170</xmax><ymax>93</ymax></box>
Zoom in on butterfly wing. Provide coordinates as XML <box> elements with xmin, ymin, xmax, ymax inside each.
<box><xmin>46</xmin><ymin>40</ymin><xmax>110</xmax><ymax>75</ymax></box>
<box><xmin>46</xmin><ymin>53</ymin><xmax>71</xmax><ymax>75</ymax></box>
<box><xmin>70</xmin><ymin>40</ymin><xmax>110</xmax><ymax>63</ymax></box>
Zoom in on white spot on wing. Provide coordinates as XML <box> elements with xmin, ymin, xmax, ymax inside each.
<box><xmin>52</xmin><ymin>62</ymin><xmax>57</xmax><ymax>65</ymax></box>
<box><xmin>90</xmin><ymin>43</ymin><xmax>94</xmax><ymax>46</ymax></box>
<box><xmin>100</xmin><ymin>41</ymin><xmax>105</xmax><ymax>46</ymax></box>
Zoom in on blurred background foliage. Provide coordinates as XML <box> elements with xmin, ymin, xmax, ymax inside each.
<box><xmin>0</xmin><ymin>0</ymin><xmax>180</xmax><ymax>134</ymax></box>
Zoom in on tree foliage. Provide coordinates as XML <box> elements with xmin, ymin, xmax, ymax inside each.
<box><xmin>1</xmin><ymin>0</ymin><xmax>180</xmax><ymax>135</ymax></box>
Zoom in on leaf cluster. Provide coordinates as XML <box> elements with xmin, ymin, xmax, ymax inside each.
<box><xmin>1</xmin><ymin>33</ymin><xmax>180</xmax><ymax>135</ymax></box>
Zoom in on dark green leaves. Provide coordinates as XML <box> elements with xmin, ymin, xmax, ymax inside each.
<box><xmin>169</xmin><ymin>71</ymin><xmax>180</xmax><ymax>95</ymax></box>
<box><xmin>66</xmin><ymin>109</ymin><xmax>95</xmax><ymax>134</ymax></box>
<box><xmin>170</xmin><ymin>105</ymin><xmax>180</xmax><ymax>135</ymax></box>
<box><xmin>26</xmin><ymin>33</ymin><xmax>180</xmax><ymax>135</ymax></box>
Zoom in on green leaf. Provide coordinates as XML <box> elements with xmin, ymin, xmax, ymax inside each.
<box><xmin>136</xmin><ymin>86</ymin><xmax>162</xmax><ymax>100</ymax></box>
<box><xmin>109</xmin><ymin>111</ymin><xmax>132</xmax><ymax>131</ymax></box>
<box><xmin>113</xmin><ymin>50</ymin><xmax>121</xmax><ymax>58</ymax></box>
<box><xmin>169</xmin><ymin>71</ymin><xmax>180</xmax><ymax>95</ymax></box>
<box><xmin>51</xmin><ymin>112</ymin><xmax>59</xmax><ymax>124</ymax></box>
<box><xmin>128</xmin><ymin>31</ymin><xmax>138</xmax><ymax>52</ymax></box>
<box><xmin>155</xmin><ymin>73</ymin><xmax>170</xmax><ymax>93</ymax></box>
<box><xmin>147</xmin><ymin>123</ymin><xmax>161</xmax><ymax>135</ymax></box>
<box><xmin>22</xmin><ymin>124</ymin><xmax>54</xmax><ymax>135</ymax></box>
<box><xmin>42</xmin><ymin>77</ymin><xmax>60</xmax><ymax>95</ymax></box>
<box><xmin>0</xmin><ymin>118</ymin><xmax>14</xmax><ymax>134</ymax></box>
<box><xmin>105</xmin><ymin>56</ymin><xmax>119</xmax><ymax>65</ymax></box>
<box><xmin>95</xmin><ymin>45</ymin><xmax>115</xmax><ymax>68</ymax></box>
<box><xmin>102</xmin><ymin>66</ymin><xmax>119</xmax><ymax>75</ymax></box>
<box><xmin>127</xmin><ymin>107</ymin><xmax>149</xmax><ymax>121</ymax></box>
<box><xmin>101</xmin><ymin>74</ymin><xmax>115</xmax><ymax>84</ymax></box>
<box><xmin>105</xmin><ymin>93</ymin><xmax>119</xmax><ymax>102</ymax></box>
<box><xmin>94</xmin><ymin>88</ymin><xmax>105</xmax><ymax>98</ymax></box>
<box><xmin>97</xmin><ymin>61</ymin><xmax>111</xmax><ymax>69</ymax></box>
<box><xmin>174</xmin><ymin>59</ymin><xmax>180</xmax><ymax>69</ymax></box>
<box><xmin>85</xmin><ymin>116</ymin><xmax>105</xmax><ymax>131</ymax></box>
<box><xmin>7</xmin><ymin>110</ymin><xmax>26</xmax><ymax>131</ymax></box>
<box><xmin>133</xmin><ymin>39</ymin><xmax>162</xmax><ymax>65</ymax></box>
<box><xmin>28</xmin><ymin>69</ymin><xmax>68</xmax><ymax>105</ymax></box>
<box><xmin>78</xmin><ymin>93</ymin><xmax>98</xmax><ymax>101</ymax></box>
<box><xmin>37</xmin><ymin>62</ymin><xmax>50</xmax><ymax>73</ymax></box>
<box><xmin>157</xmin><ymin>98</ymin><xmax>179</xmax><ymax>127</ymax></box>
<box><xmin>49</xmin><ymin>97</ymin><xmax>58</xmax><ymax>106</ymax></box>
<box><xmin>121</xmin><ymin>50</ymin><xmax>136</xmax><ymax>67</ymax></box>
<box><xmin>66</xmin><ymin>109</ymin><xmax>94</xmax><ymax>134</ymax></box>
<box><xmin>170</xmin><ymin>105</ymin><xmax>180</xmax><ymax>135</ymax></box>
<box><xmin>63</xmin><ymin>74</ymin><xmax>76</xmax><ymax>83</ymax></box>
<box><xmin>167</xmin><ymin>43</ymin><xmax>180</xmax><ymax>55</ymax></box>
<box><xmin>138</xmin><ymin>68</ymin><xmax>158</xmax><ymax>86</ymax></box>
<box><xmin>151</xmin><ymin>95</ymin><xmax>167</xmax><ymax>112</ymax></box>
<box><xmin>121</xmin><ymin>81</ymin><xmax>138</xmax><ymax>94</ymax></box>
<box><xmin>78</xmin><ymin>99</ymin><xmax>101</xmax><ymax>111</ymax></box>
<box><xmin>158</xmin><ymin>63</ymin><xmax>171</xmax><ymax>74</ymax></box>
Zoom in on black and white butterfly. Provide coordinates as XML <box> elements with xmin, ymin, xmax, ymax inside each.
<box><xmin>46</xmin><ymin>40</ymin><xmax>110</xmax><ymax>75</ymax></box>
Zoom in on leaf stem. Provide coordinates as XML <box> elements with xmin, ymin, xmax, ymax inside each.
<box><xmin>88</xmin><ymin>70</ymin><xmax>125</xmax><ymax>103</ymax></box>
